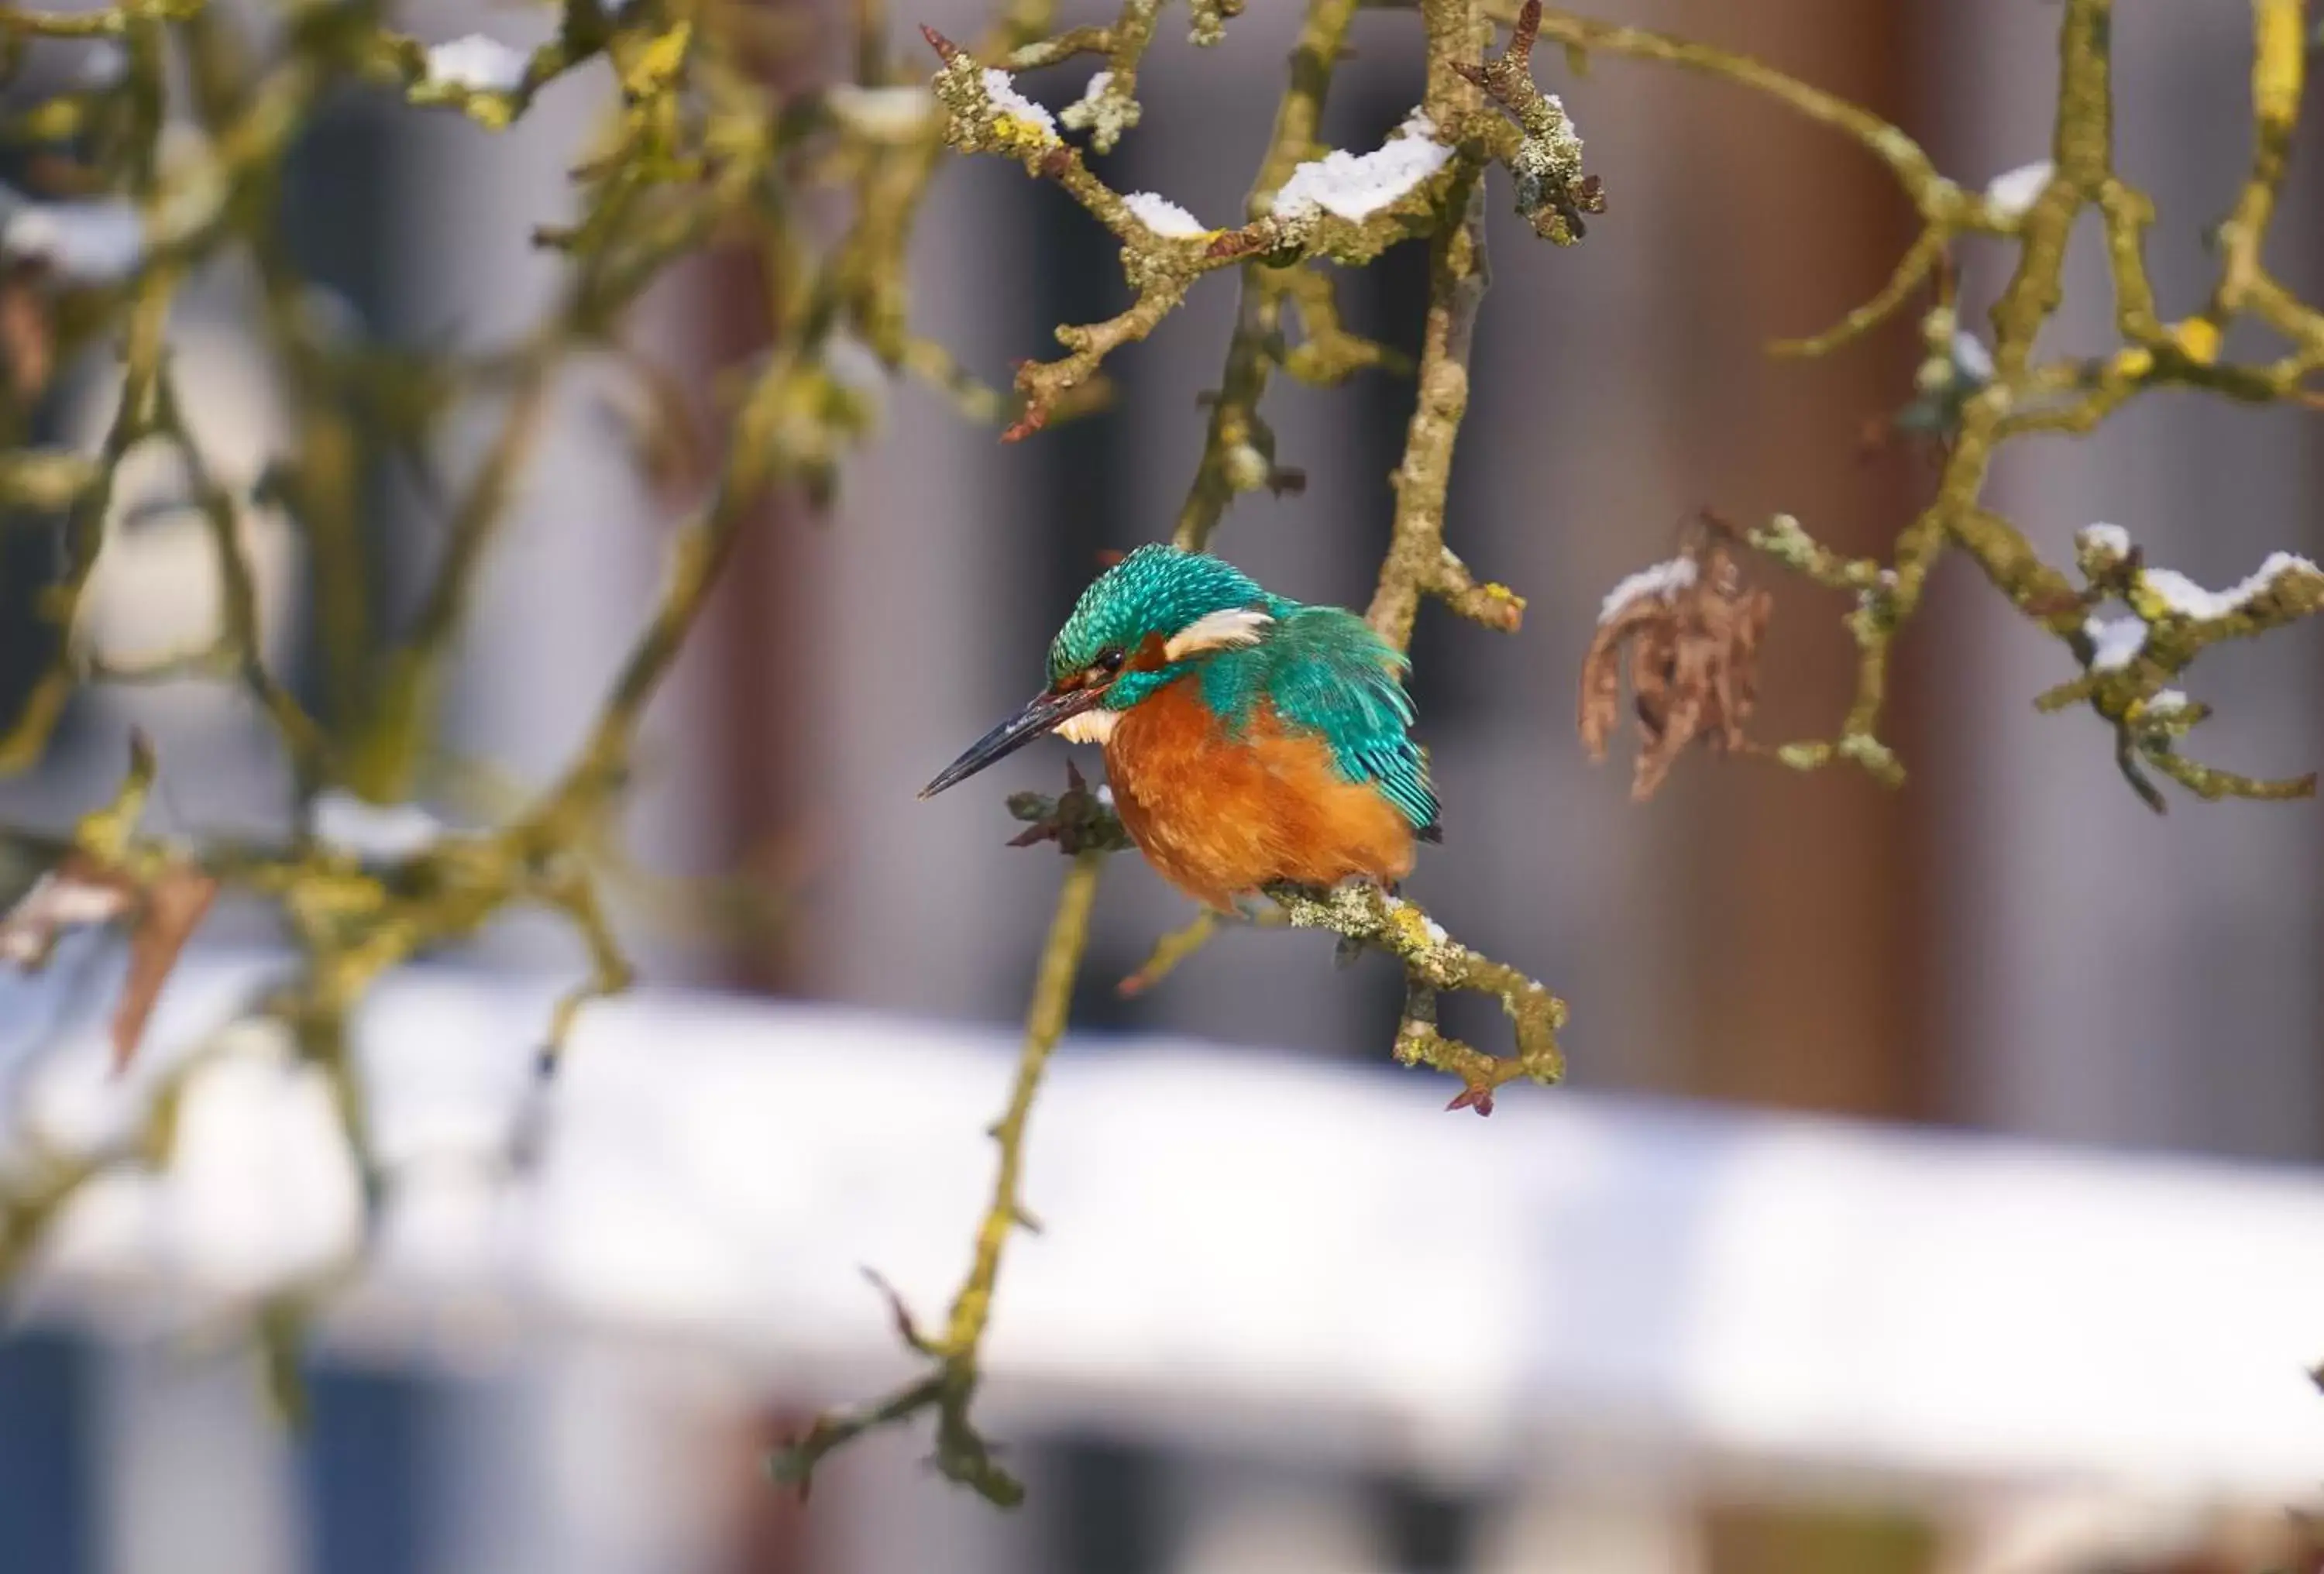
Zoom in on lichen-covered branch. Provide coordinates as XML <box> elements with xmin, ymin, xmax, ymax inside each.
<box><xmin>1455</xmin><ymin>1</ymin><xmax>1600</xmax><ymax>244</ymax></box>
<box><xmin>924</xmin><ymin>19</ymin><xmax>1462</xmax><ymax>446</ymax></box>
<box><xmin>1266</xmin><ymin>881</ymin><xmax>1565</xmax><ymax>1113</ymax></box>
<box><xmin>1365</xmin><ymin>180</ymin><xmax>1522</xmax><ymax>649</ymax></box>
<box><xmin>1552</xmin><ymin>0</ymin><xmax>2324</xmax><ymax>808</ymax></box>
<box><xmin>4</xmin><ymin>0</ymin><xmax>2322</xmax><ymax>1521</ymax></box>
<box><xmin>1116</xmin><ymin>906</ymin><xmax>1219</xmax><ymax>997</ymax></box>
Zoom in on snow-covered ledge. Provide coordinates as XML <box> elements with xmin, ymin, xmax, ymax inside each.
<box><xmin>7</xmin><ymin>953</ymin><xmax>2324</xmax><ymax>1495</ymax></box>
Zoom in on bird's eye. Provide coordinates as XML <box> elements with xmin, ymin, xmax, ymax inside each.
<box><xmin>1094</xmin><ymin>647</ymin><xmax>1126</xmax><ymax>675</ymax></box>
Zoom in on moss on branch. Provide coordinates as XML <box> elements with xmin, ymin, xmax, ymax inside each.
<box><xmin>1542</xmin><ymin>0</ymin><xmax>2324</xmax><ymax>806</ymax></box>
<box><xmin>1455</xmin><ymin>2</ymin><xmax>1600</xmax><ymax>244</ymax></box>
<box><xmin>5</xmin><ymin>0</ymin><xmax>2324</xmax><ymax>1517</ymax></box>
<box><xmin>1265</xmin><ymin>880</ymin><xmax>1566</xmax><ymax>1113</ymax></box>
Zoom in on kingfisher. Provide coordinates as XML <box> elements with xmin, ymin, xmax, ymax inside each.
<box><xmin>920</xmin><ymin>545</ymin><xmax>1439</xmax><ymax>909</ymax></box>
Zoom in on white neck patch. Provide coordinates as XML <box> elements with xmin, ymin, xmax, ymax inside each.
<box><xmin>1164</xmin><ymin>607</ymin><xmax>1274</xmax><ymax>662</ymax></box>
<box><xmin>1054</xmin><ymin>709</ymin><xmax>1119</xmax><ymax>744</ymax></box>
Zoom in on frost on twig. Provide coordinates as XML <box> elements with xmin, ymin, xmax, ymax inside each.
<box><xmin>1580</xmin><ymin>523</ymin><xmax>1772</xmax><ymax>800</ymax></box>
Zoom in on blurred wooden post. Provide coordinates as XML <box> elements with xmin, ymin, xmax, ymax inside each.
<box><xmin>1669</xmin><ymin>9</ymin><xmax>1939</xmax><ymax>1562</ymax></box>
<box><xmin>693</xmin><ymin>0</ymin><xmax>823</xmax><ymax>1562</ymax></box>
<box><xmin>1656</xmin><ymin>0</ymin><xmax>1930</xmax><ymax>1122</ymax></box>
<box><xmin>698</xmin><ymin>235</ymin><xmax>812</xmax><ymax>998</ymax></box>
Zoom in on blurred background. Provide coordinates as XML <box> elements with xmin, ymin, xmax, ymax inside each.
<box><xmin>2</xmin><ymin>0</ymin><xmax>2324</xmax><ymax>1571</ymax></box>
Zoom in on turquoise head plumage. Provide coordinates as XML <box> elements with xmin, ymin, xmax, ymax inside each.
<box><xmin>922</xmin><ymin>545</ymin><xmax>1439</xmax><ymax>901</ymax></box>
<box><xmin>1046</xmin><ymin>545</ymin><xmax>1285</xmax><ymax>710</ymax></box>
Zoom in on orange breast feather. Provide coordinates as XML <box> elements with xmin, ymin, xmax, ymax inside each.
<box><xmin>1105</xmin><ymin>676</ymin><xmax>1416</xmax><ymax>910</ymax></box>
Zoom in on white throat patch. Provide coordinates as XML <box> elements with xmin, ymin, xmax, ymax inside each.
<box><xmin>1164</xmin><ymin>607</ymin><xmax>1274</xmax><ymax>662</ymax></box>
<box><xmin>1054</xmin><ymin>709</ymin><xmax>1119</xmax><ymax>744</ymax></box>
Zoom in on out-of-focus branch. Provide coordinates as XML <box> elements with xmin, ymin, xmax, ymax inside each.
<box><xmin>0</xmin><ymin>0</ymin><xmax>986</xmax><ymax>1402</ymax></box>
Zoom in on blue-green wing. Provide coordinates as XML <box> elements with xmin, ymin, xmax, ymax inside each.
<box><xmin>1206</xmin><ymin>606</ymin><xmax>1439</xmax><ymax>833</ymax></box>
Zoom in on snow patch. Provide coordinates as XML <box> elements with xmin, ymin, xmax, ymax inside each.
<box><xmin>1985</xmin><ymin>160</ymin><xmax>2054</xmax><ymax>220</ymax></box>
<box><xmin>1597</xmin><ymin>557</ymin><xmax>1698</xmax><ymax>625</ymax></box>
<box><xmin>1951</xmin><ymin>329</ymin><xmax>1995</xmax><ymax>384</ymax></box>
<box><xmin>981</xmin><ymin>67</ymin><xmax>1057</xmax><ymax>138</ymax></box>
<box><xmin>1122</xmin><ymin>191</ymin><xmax>1207</xmax><ymax>238</ymax></box>
<box><xmin>425</xmin><ymin>35</ymin><xmax>529</xmax><ymax>94</ymax></box>
<box><xmin>2084</xmin><ymin>614</ymin><xmax>2147</xmax><ymax>671</ymax></box>
<box><xmin>2143</xmin><ymin>552</ymin><xmax>2320</xmax><ymax>620</ymax></box>
<box><xmin>1273</xmin><ymin>109</ymin><xmax>1450</xmax><ymax>222</ymax></box>
<box><xmin>312</xmin><ymin>791</ymin><xmax>447</xmax><ymax>862</ymax></box>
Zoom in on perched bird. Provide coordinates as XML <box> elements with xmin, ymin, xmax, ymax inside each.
<box><xmin>920</xmin><ymin>545</ymin><xmax>1439</xmax><ymax>909</ymax></box>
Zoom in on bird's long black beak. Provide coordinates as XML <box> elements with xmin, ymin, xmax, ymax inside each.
<box><xmin>919</xmin><ymin>686</ymin><xmax>1106</xmax><ymax>799</ymax></box>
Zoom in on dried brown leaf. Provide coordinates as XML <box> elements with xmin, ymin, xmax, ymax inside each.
<box><xmin>1578</xmin><ymin>598</ymin><xmax>1665</xmax><ymax>760</ymax></box>
<box><xmin>111</xmin><ymin>861</ymin><xmax>217</xmax><ymax>1072</ymax></box>
<box><xmin>0</xmin><ymin>845</ymin><xmax>211</xmax><ymax>1070</ymax></box>
<box><xmin>0</xmin><ymin>271</ymin><xmax>55</xmax><ymax>403</ymax></box>
<box><xmin>1577</xmin><ymin>537</ymin><xmax>1772</xmax><ymax>801</ymax></box>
